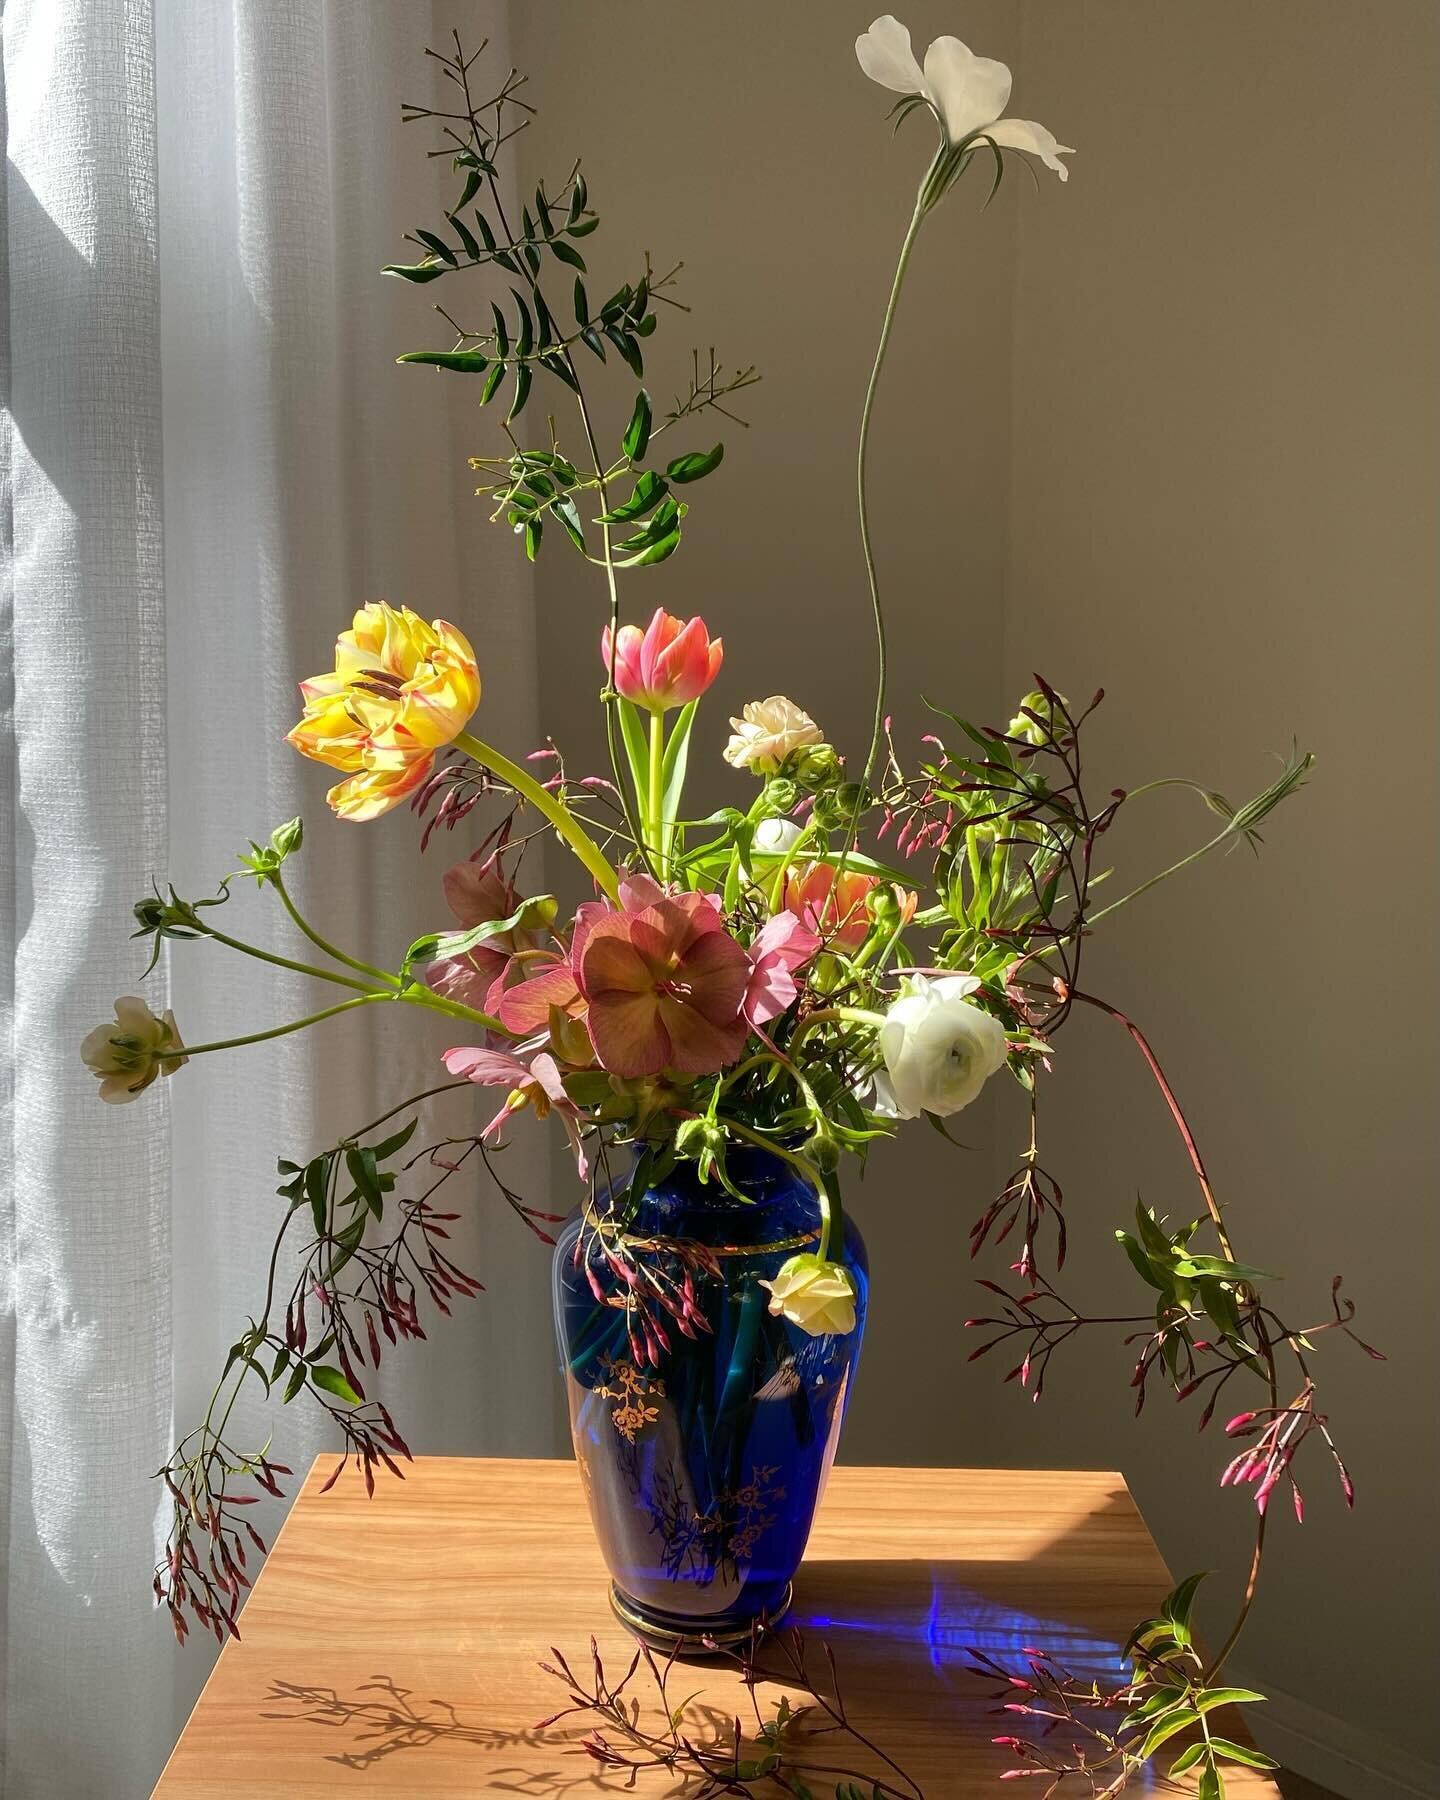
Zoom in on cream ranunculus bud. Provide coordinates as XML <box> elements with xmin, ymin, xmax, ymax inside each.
<box><xmin>874</xmin><ymin>973</ymin><xmax>1008</xmax><ymax>1119</ymax></box>
<box><xmin>760</xmin><ymin>1253</ymin><xmax>857</xmax><ymax>1337</ymax></box>
<box><xmin>723</xmin><ymin>697</ymin><xmax>824</xmax><ymax>776</ymax></box>
<box><xmin>753</xmin><ymin>816</ymin><xmax>803</xmax><ymax>856</ymax></box>
<box><xmin>81</xmin><ymin>996</ymin><xmax>187</xmax><ymax>1104</ymax></box>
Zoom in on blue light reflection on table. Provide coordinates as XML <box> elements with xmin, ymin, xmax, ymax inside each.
<box><xmin>792</xmin><ymin>1565</ymin><xmax>1126</xmax><ymax>1682</ymax></box>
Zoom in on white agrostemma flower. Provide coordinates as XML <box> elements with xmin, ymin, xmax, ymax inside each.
<box><xmin>856</xmin><ymin>15</ymin><xmax>1074</xmax><ymax>180</ymax></box>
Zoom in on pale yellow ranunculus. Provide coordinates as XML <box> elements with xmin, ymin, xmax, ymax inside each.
<box><xmin>286</xmin><ymin>602</ymin><xmax>480</xmax><ymax>821</ymax></box>
<box><xmin>81</xmin><ymin>996</ymin><xmax>187</xmax><ymax>1104</ymax></box>
<box><xmin>760</xmin><ymin>1253</ymin><xmax>857</xmax><ymax>1337</ymax></box>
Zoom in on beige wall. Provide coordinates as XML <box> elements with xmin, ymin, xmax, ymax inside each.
<box><xmin>515</xmin><ymin>4</ymin><xmax>1438</xmax><ymax>1791</ymax></box>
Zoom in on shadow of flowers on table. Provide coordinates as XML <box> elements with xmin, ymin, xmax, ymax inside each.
<box><xmin>263</xmin><ymin>1674</ymin><xmax>558</xmax><ymax>1771</ymax></box>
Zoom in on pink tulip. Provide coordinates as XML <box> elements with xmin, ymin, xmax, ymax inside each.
<box><xmin>601</xmin><ymin>609</ymin><xmax>723</xmax><ymax>713</ymax></box>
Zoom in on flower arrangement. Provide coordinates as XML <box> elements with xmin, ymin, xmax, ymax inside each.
<box><xmin>88</xmin><ymin>18</ymin><xmax>1378</xmax><ymax>1794</ymax></box>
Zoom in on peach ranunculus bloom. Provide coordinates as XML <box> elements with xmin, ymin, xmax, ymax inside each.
<box><xmin>286</xmin><ymin>601</ymin><xmax>480</xmax><ymax>821</ymax></box>
<box><xmin>722</xmin><ymin>696</ymin><xmax>824</xmax><ymax>775</ymax></box>
<box><xmin>601</xmin><ymin>608</ymin><xmax>723</xmax><ymax>714</ymax></box>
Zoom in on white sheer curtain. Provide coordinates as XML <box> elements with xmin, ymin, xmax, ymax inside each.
<box><xmin>2</xmin><ymin>4</ymin><xmax>563</xmax><ymax>1795</ymax></box>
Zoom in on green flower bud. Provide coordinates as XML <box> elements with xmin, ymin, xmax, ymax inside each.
<box><xmin>1007</xmin><ymin>688</ymin><xmax>1068</xmax><ymax>747</ymax></box>
<box><xmin>761</xmin><ymin>777</ymin><xmax>800</xmax><ymax>816</ymax></box>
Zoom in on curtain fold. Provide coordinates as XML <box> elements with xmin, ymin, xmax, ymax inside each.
<box><xmin>3</xmin><ymin>5</ymin><xmax>560</xmax><ymax>1794</ymax></box>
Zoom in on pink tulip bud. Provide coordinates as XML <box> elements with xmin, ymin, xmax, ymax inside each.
<box><xmin>601</xmin><ymin>609</ymin><xmax>723</xmax><ymax>713</ymax></box>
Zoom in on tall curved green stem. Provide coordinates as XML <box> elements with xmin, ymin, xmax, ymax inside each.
<box><xmin>845</xmin><ymin>160</ymin><xmax>939</xmax><ymax>859</ymax></box>
<box><xmin>454</xmin><ymin>728</ymin><xmax>618</xmax><ymax>900</ymax></box>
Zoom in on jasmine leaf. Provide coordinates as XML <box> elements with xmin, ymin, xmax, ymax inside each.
<box><xmin>666</xmin><ymin>443</ymin><xmax>724</xmax><ymax>484</ymax></box>
<box><xmin>1208</xmin><ymin>1739</ymin><xmax>1279</xmax><ymax>1769</ymax></box>
<box><xmin>309</xmin><ymin>1365</ymin><xmax>362</xmax><ymax>1407</ymax></box>
<box><xmin>621</xmin><ymin>389</ymin><xmax>652</xmax><ymax>462</ymax></box>
<box><xmin>413</xmin><ymin>228</ymin><xmax>457</xmax><ymax>266</ymax></box>
<box><xmin>597</xmin><ymin>470</ymin><xmax>668</xmax><ymax>525</ymax></box>
<box><xmin>381</xmin><ymin>260</ymin><xmax>446</xmax><ymax>283</ymax></box>
<box><xmin>396</xmin><ymin>349</ymin><xmax>489</xmax><ymax>373</ymax></box>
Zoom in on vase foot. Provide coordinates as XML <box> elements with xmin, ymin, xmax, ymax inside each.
<box><xmin>608</xmin><ymin>1581</ymin><xmax>793</xmax><ymax>1657</ymax></box>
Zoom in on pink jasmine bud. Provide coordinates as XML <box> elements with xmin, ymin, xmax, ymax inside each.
<box><xmin>1225</xmin><ymin>1410</ymin><xmax>1259</xmax><ymax>1435</ymax></box>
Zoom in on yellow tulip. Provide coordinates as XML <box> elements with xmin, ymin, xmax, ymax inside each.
<box><xmin>286</xmin><ymin>602</ymin><xmax>480</xmax><ymax>821</ymax></box>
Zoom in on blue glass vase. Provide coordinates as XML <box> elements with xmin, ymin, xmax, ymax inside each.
<box><xmin>552</xmin><ymin>1148</ymin><xmax>867</xmax><ymax>1652</ymax></box>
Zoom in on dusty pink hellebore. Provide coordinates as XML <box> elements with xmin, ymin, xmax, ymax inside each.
<box><xmin>580</xmin><ymin>890</ymin><xmax>750</xmax><ymax>1078</ymax></box>
<box><xmin>601</xmin><ymin>609</ymin><xmax>723</xmax><ymax>713</ymax></box>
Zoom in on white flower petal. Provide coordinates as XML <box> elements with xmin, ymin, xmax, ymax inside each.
<box><xmin>981</xmin><ymin>117</ymin><xmax>1074</xmax><ymax>180</ymax></box>
<box><xmin>922</xmin><ymin>36</ymin><xmax>1012</xmax><ymax>145</ymax></box>
<box><xmin>855</xmin><ymin>15</ymin><xmax>927</xmax><ymax>95</ymax></box>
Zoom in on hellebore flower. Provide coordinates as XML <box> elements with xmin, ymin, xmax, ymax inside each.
<box><xmin>442</xmin><ymin>1044</ymin><xmax>588</xmax><ymax>1175</ymax></box>
<box><xmin>744</xmin><ymin>912</ymin><xmax>821</xmax><ymax>1026</ymax></box>
<box><xmin>602</xmin><ymin>609</ymin><xmax>723</xmax><ymax>714</ymax></box>
<box><xmin>723</xmin><ymin>696</ymin><xmax>824</xmax><ymax>776</ymax></box>
<box><xmin>286</xmin><ymin>601</ymin><xmax>480</xmax><ymax>821</ymax></box>
<box><xmin>425</xmin><ymin>852</ymin><xmax>536</xmax><ymax>1017</ymax></box>
<box><xmin>580</xmin><ymin>891</ymin><xmax>750</xmax><ymax>1078</ymax></box>
<box><xmin>856</xmin><ymin>15</ymin><xmax>1074</xmax><ymax>179</ymax></box>
<box><xmin>761</xmin><ymin>1253</ymin><xmax>857</xmax><ymax>1337</ymax></box>
<box><xmin>81</xmin><ymin>996</ymin><xmax>187</xmax><ymax>1103</ymax></box>
<box><xmin>495</xmin><ymin>873</ymin><xmax>667</xmax><ymax>1037</ymax></box>
<box><xmin>783</xmin><ymin>863</ymin><xmax>879</xmax><ymax>953</ymax></box>
<box><xmin>873</xmin><ymin>973</ymin><xmax>1009</xmax><ymax>1119</ymax></box>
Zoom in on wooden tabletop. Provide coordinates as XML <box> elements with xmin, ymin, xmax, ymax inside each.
<box><xmin>153</xmin><ymin>1456</ymin><xmax>1277</xmax><ymax>1796</ymax></box>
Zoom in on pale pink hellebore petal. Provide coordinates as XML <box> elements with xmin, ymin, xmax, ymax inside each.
<box><xmin>744</xmin><ymin>912</ymin><xmax>822</xmax><ymax>1026</ymax></box>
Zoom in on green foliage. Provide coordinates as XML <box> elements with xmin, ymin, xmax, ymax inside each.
<box><xmin>391</xmin><ymin>37</ymin><xmax>754</xmax><ymax>571</ymax></box>
<box><xmin>1119</xmin><ymin>1573</ymin><xmax>1278</xmax><ymax>1794</ymax></box>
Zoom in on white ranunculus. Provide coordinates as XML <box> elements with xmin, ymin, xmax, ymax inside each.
<box><xmin>753</xmin><ymin>816</ymin><xmax>803</xmax><ymax>856</ymax></box>
<box><xmin>723</xmin><ymin>696</ymin><xmax>824</xmax><ymax>775</ymax></box>
<box><xmin>761</xmin><ymin>1254</ymin><xmax>858</xmax><ymax>1337</ymax></box>
<box><xmin>855</xmin><ymin>15</ymin><xmax>1074</xmax><ymax>179</ymax></box>
<box><xmin>81</xmin><ymin>995</ymin><xmax>187</xmax><ymax>1104</ymax></box>
<box><xmin>874</xmin><ymin>973</ymin><xmax>1008</xmax><ymax>1119</ymax></box>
